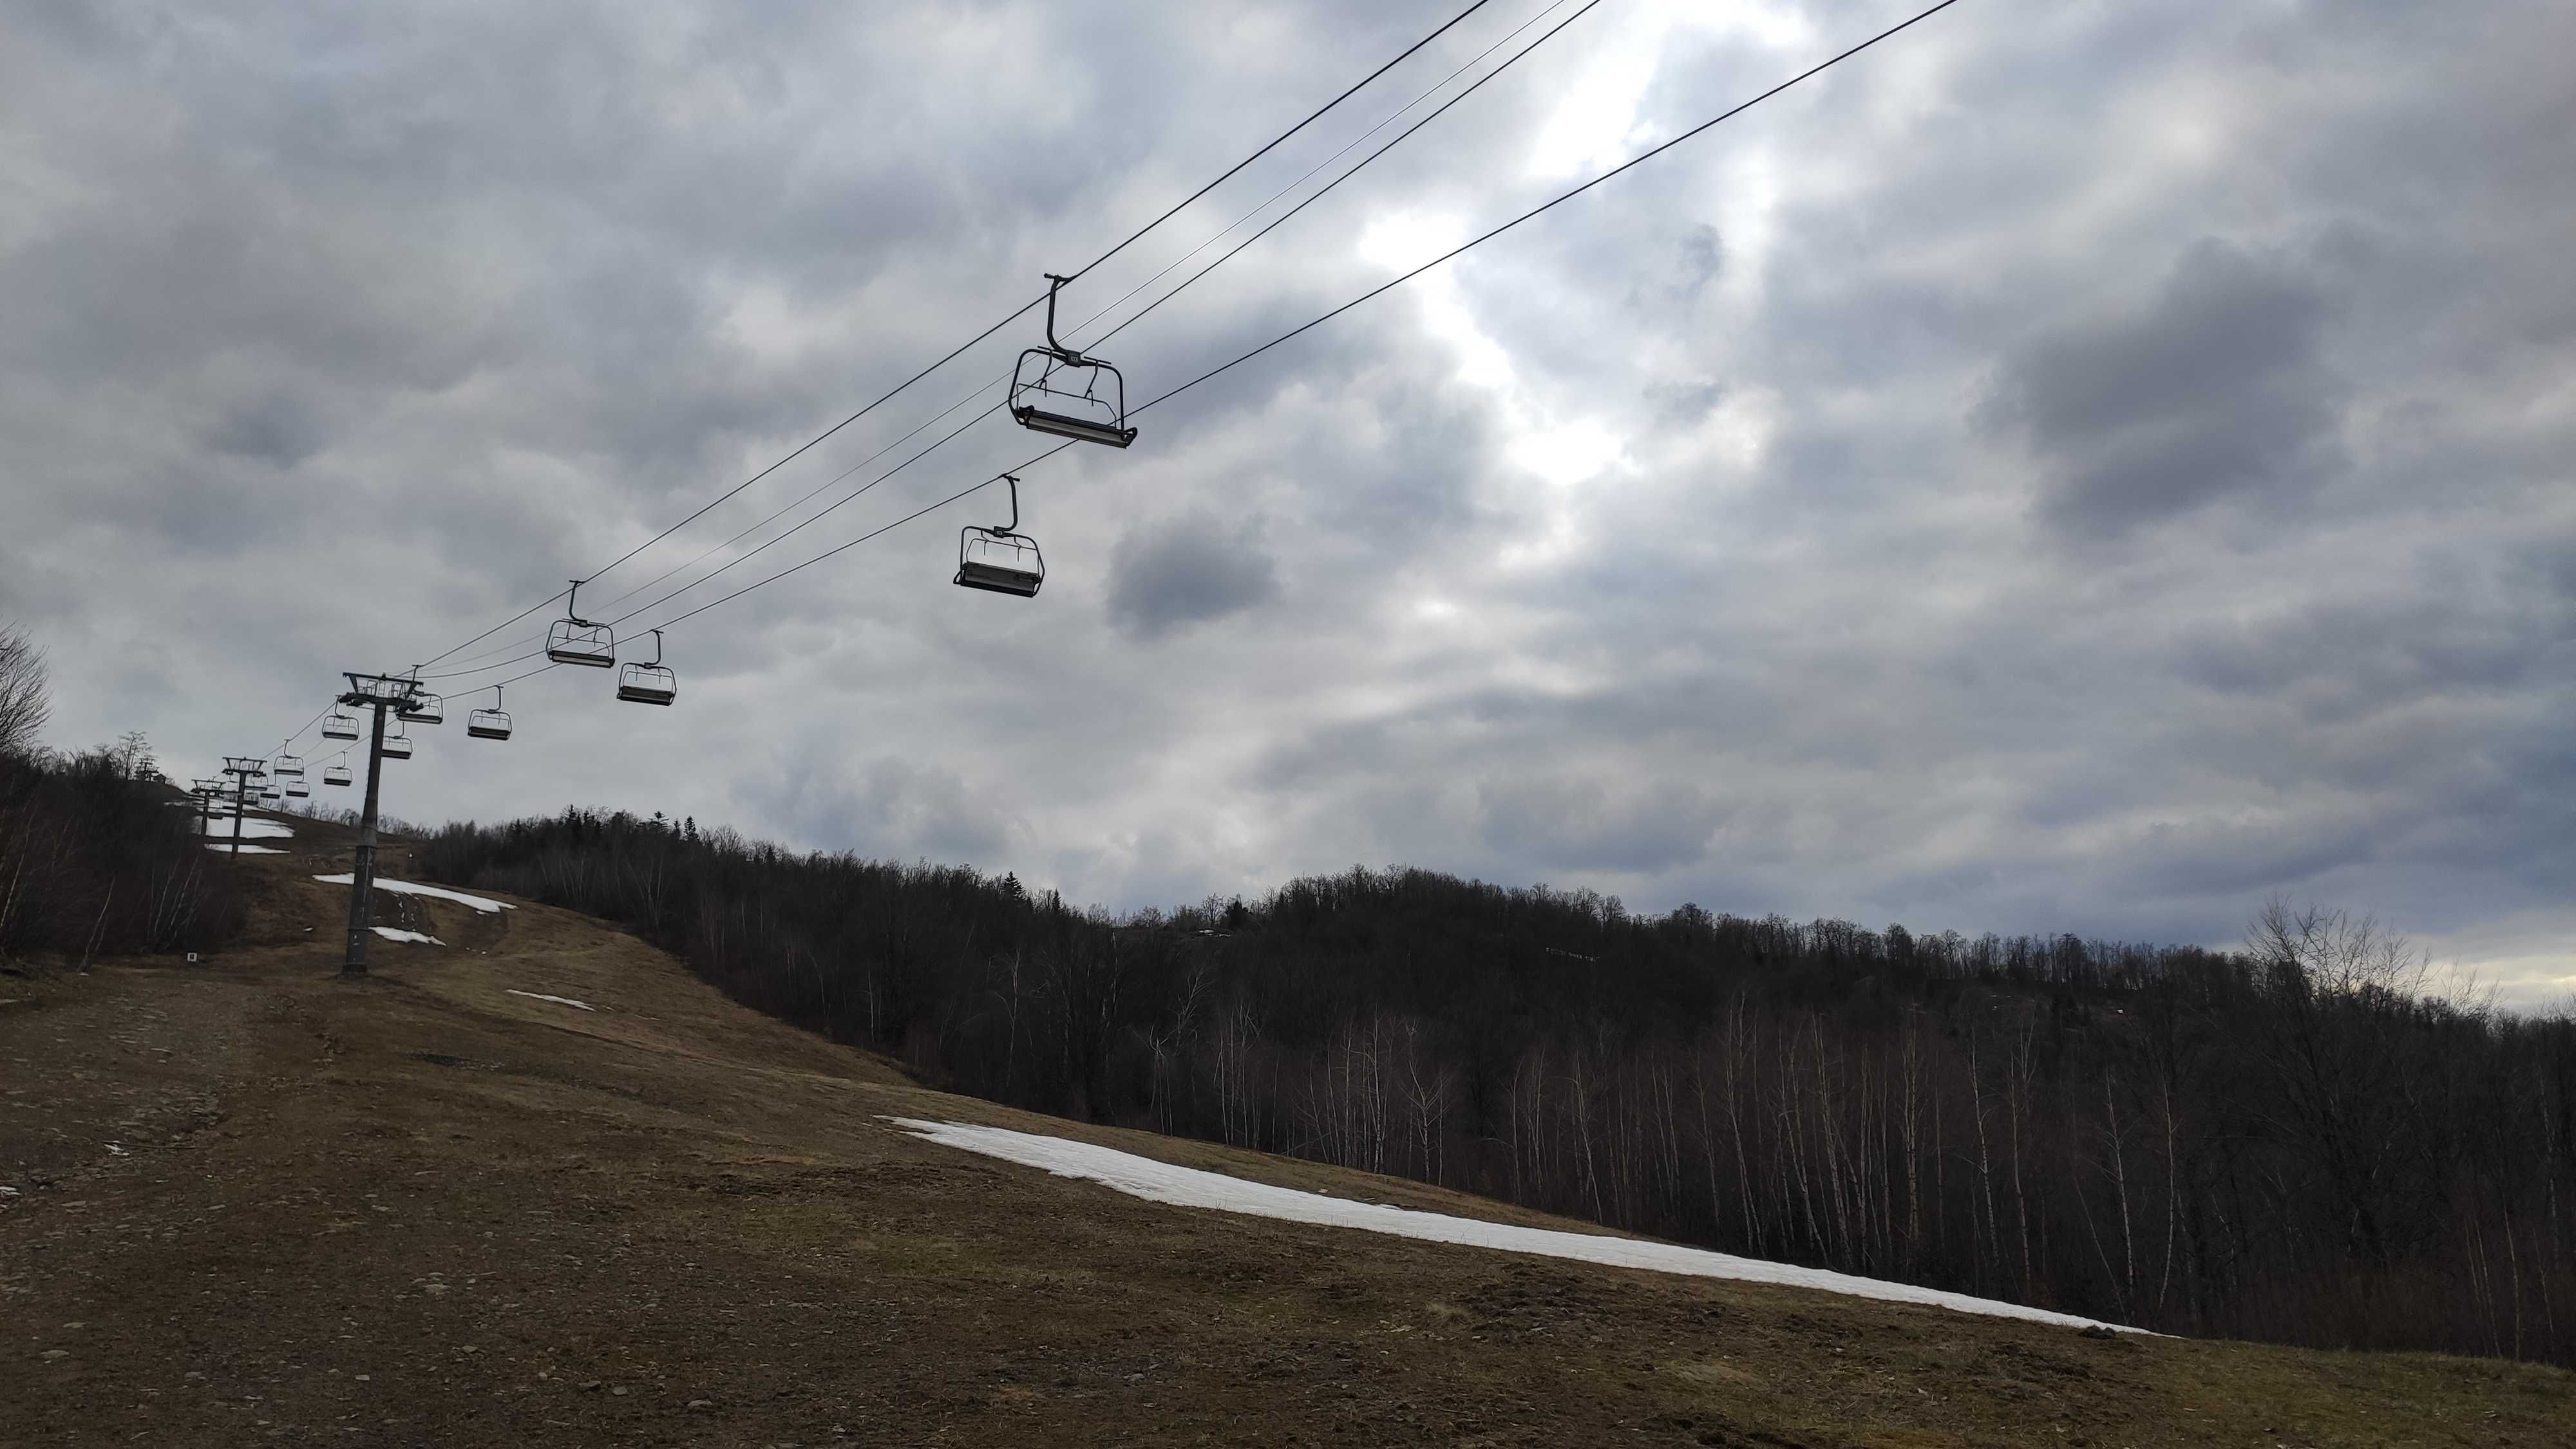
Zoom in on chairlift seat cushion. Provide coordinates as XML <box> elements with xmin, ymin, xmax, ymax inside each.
<box><xmin>955</xmin><ymin>561</ymin><xmax>1043</xmax><ymax>597</ymax></box>
<box><xmin>1012</xmin><ymin>406</ymin><xmax>1135</xmax><ymax>449</ymax></box>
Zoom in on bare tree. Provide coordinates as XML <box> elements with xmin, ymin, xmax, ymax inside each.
<box><xmin>0</xmin><ymin>623</ymin><xmax>49</xmax><ymax>759</ymax></box>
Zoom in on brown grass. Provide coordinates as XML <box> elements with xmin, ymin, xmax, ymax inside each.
<box><xmin>3</xmin><ymin>839</ymin><xmax>2566</xmax><ymax>1446</ymax></box>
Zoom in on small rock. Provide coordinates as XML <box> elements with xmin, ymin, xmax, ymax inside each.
<box><xmin>580</xmin><ymin>1381</ymin><xmax>603</xmax><ymax>1392</ymax></box>
<box><xmin>610</xmin><ymin>1386</ymin><xmax>628</xmax><ymax>1397</ymax></box>
<box><xmin>41</xmin><ymin>1349</ymin><xmax>69</xmax><ymax>1361</ymax></box>
<box><xmin>688</xmin><ymin>1399</ymin><xmax>715</xmax><ymax>1410</ymax></box>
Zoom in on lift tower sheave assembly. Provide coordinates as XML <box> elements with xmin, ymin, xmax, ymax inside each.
<box><xmin>336</xmin><ymin>672</ymin><xmax>422</xmax><ymax>978</ymax></box>
<box><xmin>218</xmin><ymin>757</ymin><xmax>267</xmax><ymax>857</ymax></box>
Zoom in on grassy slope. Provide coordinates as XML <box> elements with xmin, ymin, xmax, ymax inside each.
<box><xmin>3</xmin><ymin>823</ymin><xmax>2567</xmax><ymax>1448</ymax></box>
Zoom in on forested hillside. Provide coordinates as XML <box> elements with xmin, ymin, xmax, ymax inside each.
<box><xmin>421</xmin><ymin>807</ymin><xmax>2576</xmax><ymax>1366</ymax></box>
<box><xmin>0</xmin><ymin>750</ymin><xmax>242</xmax><ymax>966</ymax></box>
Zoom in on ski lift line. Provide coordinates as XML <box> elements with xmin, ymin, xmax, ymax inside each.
<box><xmin>651</xmin><ymin>451</ymin><xmax>1072</xmax><ymax>635</ymax></box>
<box><xmin>1073</xmin><ymin>0</ymin><xmax>1584</xmax><ymax>350</ymax></box>
<box><xmin>601</xmin><ymin>401</ymin><xmax>1010</xmax><ymax>631</ymax></box>
<box><xmin>1067</xmin><ymin>0</ymin><xmax>1501</xmax><ymax>285</ymax></box>
<box><xmin>1135</xmin><ymin>0</ymin><xmax>1968</xmax><ymax>420</ymax></box>
<box><xmin>410</xmin><ymin>292</ymin><xmax>1048</xmax><ymax>670</ymax></box>
<box><xmin>583</xmin><ymin>363</ymin><xmax>1020</xmax><ymax>623</ymax></box>
<box><xmin>413</xmin><ymin>589</ymin><xmax>569</xmax><ymax>672</ymax></box>
<box><xmin>406</xmin><ymin>6</ymin><xmax>1518</xmax><ymax>683</ymax></box>
<box><xmin>1092</xmin><ymin>0</ymin><xmax>1607</xmax><ymax>361</ymax></box>
<box><xmin>413</xmin><ymin>2</ymin><xmax>1497</xmax><ymax>673</ymax></box>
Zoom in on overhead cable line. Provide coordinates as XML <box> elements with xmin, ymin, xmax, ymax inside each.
<box><xmin>1093</xmin><ymin>0</ymin><xmax>1605</xmax><ymax>354</ymax></box>
<box><xmin>1066</xmin><ymin>0</ymin><xmax>1498</xmax><ymax>283</ymax></box>
<box><xmin>478</xmin><ymin>0</ymin><xmax>1585</xmax><ymax>661</ymax></box>
<box><xmin>415</xmin><ymin>0</ymin><xmax>1502</xmax><ymax>672</ymax></box>
<box><xmin>1075</xmin><ymin>0</ymin><xmax>1587</xmax><ymax>346</ymax></box>
<box><xmin>600</xmin><ymin>0</ymin><xmax>1964</xmax><ymax>647</ymax></box>
<box><xmin>1134</xmin><ymin>0</ymin><xmax>1967</xmax><ymax>418</ymax></box>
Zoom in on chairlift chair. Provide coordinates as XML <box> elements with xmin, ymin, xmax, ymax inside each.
<box><xmin>466</xmin><ymin>686</ymin><xmax>513</xmax><ymax>741</ymax></box>
<box><xmin>545</xmin><ymin>580</ymin><xmax>617</xmax><ymax>667</ymax></box>
<box><xmin>397</xmin><ymin>690</ymin><xmax>444</xmax><ymax>725</ymax></box>
<box><xmin>1009</xmin><ymin>274</ymin><xmax>1137</xmax><ymax>448</ymax></box>
<box><xmin>323</xmin><ymin>762</ymin><xmax>352</xmax><ymax>788</ymax></box>
<box><xmin>954</xmin><ymin>474</ymin><xmax>1045</xmax><ymax>598</ymax></box>
<box><xmin>322</xmin><ymin>708</ymin><xmax>361</xmax><ymax>742</ymax></box>
<box><xmin>381</xmin><ymin>721</ymin><xmax>413</xmax><ymax>761</ymax></box>
<box><xmin>285</xmin><ymin>779</ymin><xmax>310</xmax><ymax>799</ymax></box>
<box><xmin>616</xmin><ymin>630</ymin><xmax>677</xmax><ymax>706</ymax></box>
<box><xmin>272</xmin><ymin>751</ymin><xmax>304</xmax><ymax>779</ymax></box>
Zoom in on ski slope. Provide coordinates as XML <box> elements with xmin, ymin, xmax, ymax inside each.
<box><xmin>892</xmin><ymin>1117</ymin><xmax>2138</xmax><ymax>1335</ymax></box>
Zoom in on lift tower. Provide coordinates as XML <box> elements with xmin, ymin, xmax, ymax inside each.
<box><xmin>218</xmin><ymin>757</ymin><xmax>267</xmax><ymax>857</ymax></box>
<box><xmin>336</xmin><ymin>673</ymin><xmax>422</xmax><ymax>978</ymax></box>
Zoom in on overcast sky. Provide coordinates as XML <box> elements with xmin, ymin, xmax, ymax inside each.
<box><xmin>5</xmin><ymin>0</ymin><xmax>2568</xmax><ymax>1003</ymax></box>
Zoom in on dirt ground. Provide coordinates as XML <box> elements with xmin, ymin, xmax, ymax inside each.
<box><xmin>4</xmin><ymin>821</ymin><xmax>2570</xmax><ymax>1447</ymax></box>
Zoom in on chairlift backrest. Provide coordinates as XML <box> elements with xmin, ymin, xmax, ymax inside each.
<box><xmin>545</xmin><ymin>580</ymin><xmax>618</xmax><ymax>667</ymax></box>
<box><xmin>614</xmin><ymin>629</ymin><xmax>676</xmax><ymax>705</ymax></box>
<box><xmin>466</xmin><ymin>686</ymin><xmax>512</xmax><ymax>740</ymax></box>
<box><xmin>1007</xmin><ymin>276</ymin><xmax>1136</xmax><ymax>448</ymax></box>
<box><xmin>956</xmin><ymin>527</ymin><xmax>1044</xmax><ymax>598</ymax></box>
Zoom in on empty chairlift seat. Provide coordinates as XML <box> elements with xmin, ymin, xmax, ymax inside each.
<box><xmin>466</xmin><ymin>686</ymin><xmax>513</xmax><ymax>741</ymax></box>
<box><xmin>397</xmin><ymin>692</ymin><xmax>444</xmax><ymax>725</ymax></box>
<box><xmin>285</xmin><ymin>779</ymin><xmax>310</xmax><ymax>799</ymax></box>
<box><xmin>272</xmin><ymin>752</ymin><xmax>303</xmax><ymax>779</ymax></box>
<box><xmin>381</xmin><ymin>723</ymin><xmax>413</xmax><ymax>760</ymax></box>
<box><xmin>952</xmin><ymin>474</ymin><xmax>1045</xmax><ymax>598</ymax></box>
<box><xmin>1008</xmin><ymin>275</ymin><xmax>1137</xmax><ymax>449</ymax></box>
<box><xmin>322</xmin><ymin>709</ymin><xmax>360</xmax><ymax>742</ymax></box>
<box><xmin>615</xmin><ymin>629</ymin><xmax>676</xmax><ymax>706</ymax></box>
<box><xmin>956</xmin><ymin>529</ymin><xmax>1044</xmax><ymax>597</ymax></box>
<box><xmin>323</xmin><ymin>763</ymin><xmax>352</xmax><ymax>787</ymax></box>
<box><xmin>545</xmin><ymin>580</ymin><xmax>617</xmax><ymax>667</ymax></box>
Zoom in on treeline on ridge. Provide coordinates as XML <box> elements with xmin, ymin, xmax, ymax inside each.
<box><xmin>420</xmin><ymin>806</ymin><xmax>2576</xmax><ymax>1367</ymax></box>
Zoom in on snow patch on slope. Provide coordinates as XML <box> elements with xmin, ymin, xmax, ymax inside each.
<box><xmin>507</xmin><ymin>990</ymin><xmax>593</xmax><ymax>1012</ymax></box>
<box><xmin>198</xmin><ymin>817</ymin><xmax>294</xmax><ymax>839</ymax></box>
<box><xmin>370</xmin><ymin>927</ymin><xmax>444</xmax><ymax>945</ymax></box>
<box><xmin>312</xmin><ymin>876</ymin><xmax>514</xmax><ymax>913</ymax></box>
<box><xmin>207</xmin><ymin>842</ymin><xmax>285</xmax><ymax>855</ymax></box>
<box><xmin>891</xmin><ymin>1117</ymin><xmax>2138</xmax><ymax>1334</ymax></box>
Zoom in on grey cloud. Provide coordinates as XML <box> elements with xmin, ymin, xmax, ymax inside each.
<box><xmin>1479</xmin><ymin>772</ymin><xmax>1721</xmax><ymax>876</ymax></box>
<box><xmin>1106</xmin><ymin>509</ymin><xmax>1282</xmax><ymax>641</ymax></box>
<box><xmin>1985</xmin><ymin>240</ymin><xmax>2344</xmax><ymax>539</ymax></box>
<box><xmin>6</xmin><ymin>0</ymin><xmax>2571</xmax><ymax>1003</ymax></box>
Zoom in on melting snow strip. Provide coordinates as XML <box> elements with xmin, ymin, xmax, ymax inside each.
<box><xmin>507</xmin><ymin>990</ymin><xmax>593</xmax><ymax>1012</ymax></box>
<box><xmin>891</xmin><ymin>1118</ymin><xmax>2139</xmax><ymax>1334</ymax></box>
<box><xmin>207</xmin><ymin>842</ymin><xmax>285</xmax><ymax>855</ymax></box>
<box><xmin>370</xmin><ymin>927</ymin><xmax>445</xmax><ymax>945</ymax></box>
<box><xmin>312</xmin><ymin>875</ymin><xmax>515</xmax><ymax>913</ymax></box>
<box><xmin>197</xmin><ymin>818</ymin><xmax>294</xmax><ymax>839</ymax></box>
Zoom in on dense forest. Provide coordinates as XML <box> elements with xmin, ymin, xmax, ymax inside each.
<box><xmin>422</xmin><ymin>807</ymin><xmax>2576</xmax><ymax>1366</ymax></box>
<box><xmin>0</xmin><ymin>750</ymin><xmax>243</xmax><ymax>965</ymax></box>
<box><xmin>0</xmin><ymin>624</ymin><xmax>241</xmax><ymax>967</ymax></box>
